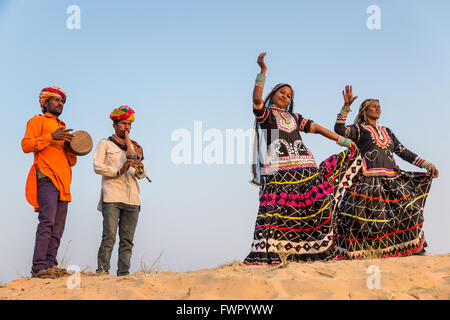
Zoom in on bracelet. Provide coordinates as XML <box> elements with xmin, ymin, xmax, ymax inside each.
<box><xmin>255</xmin><ymin>73</ymin><xmax>266</xmax><ymax>86</ymax></box>
<box><xmin>339</xmin><ymin>105</ymin><xmax>351</xmax><ymax>117</ymax></box>
<box><xmin>255</xmin><ymin>81</ymin><xmax>264</xmax><ymax>88</ymax></box>
<box><xmin>341</xmin><ymin>104</ymin><xmax>352</xmax><ymax>112</ymax></box>
<box><xmin>336</xmin><ymin>136</ymin><xmax>352</xmax><ymax>148</ymax></box>
<box><xmin>421</xmin><ymin>160</ymin><xmax>433</xmax><ymax>172</ymax></box>
<box><xmin>253</xmin><ymin>102</ymin><xmax>264</xmax><ymax>110</ymax></box>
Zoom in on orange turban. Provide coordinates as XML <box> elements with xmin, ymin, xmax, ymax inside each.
<box><xmin>39</xmin><ymin>86</ymin><xmax>66</xmax><ymax>109</ymax></box>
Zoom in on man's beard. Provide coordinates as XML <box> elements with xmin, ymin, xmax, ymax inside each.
<box><xmin>47</xmin><ymin>106</ymin><xmax>62</xmax><ymax>116</ymax></box>
<box><xmin>116</xmin><ymin>131</ymin><xmax>127</xmax><ymax>138</ymax></box>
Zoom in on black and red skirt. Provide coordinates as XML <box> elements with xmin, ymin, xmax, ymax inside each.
<box><xmin>244</xmin><ymin>149</ymin><xmax>358</xmax><ymax>264</ymax></box>
<box><xmin>334</xmin><ymin>171</ymin><xmax>432</xmax><ymax>260</ymax></box>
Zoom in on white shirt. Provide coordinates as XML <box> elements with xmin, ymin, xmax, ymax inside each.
<box><xmin>93</xmin><ymin>138</ymin><xmax>146</xmax><ymax>211</ymax></box>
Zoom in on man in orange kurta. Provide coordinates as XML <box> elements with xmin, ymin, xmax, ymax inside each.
<box><xmin>22</xmin><ymin>86</ymin><xmax>77</xmax><ymax>279</ymax></box>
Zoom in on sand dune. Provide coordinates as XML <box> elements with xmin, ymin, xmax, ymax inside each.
<box><xmin>1</xmin><ymin>254</ymin><xmax>449</xmax><ymax>300</ymax></box>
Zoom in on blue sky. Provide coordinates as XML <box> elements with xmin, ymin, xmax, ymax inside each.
<box><xmin>1</xmin><ymin>0</ymin><xmax>449</xmax><ymax>283</ymax></box>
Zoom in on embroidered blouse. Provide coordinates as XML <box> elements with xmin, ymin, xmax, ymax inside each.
<box><xmin>334</xmin><ymin>111</ymin><xmax>425</xmax><ymax>176</ymax></box>
<box><xmin>253</xmin><ymin>104</ymin><xmax>317</xmax><ymax>173</ymax></box>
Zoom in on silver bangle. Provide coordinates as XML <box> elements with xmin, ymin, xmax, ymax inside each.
<box><xmin>336</xmin><ymin>136</ymin><xmax>351</xmax><ymax>148</ymax></box>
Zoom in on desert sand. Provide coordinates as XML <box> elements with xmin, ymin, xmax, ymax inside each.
<box><xmin>1</xmin><ymin>254</ymin><xmax>449</xmax><ymax>300</ymax></box>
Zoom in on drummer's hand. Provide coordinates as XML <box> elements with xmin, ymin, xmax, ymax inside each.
<box><xmin>119</xmin><ymin>159</ymin><xmax>133</xmax><ymax>175</ymax></box>
<box><xmin>52</xmin><ymin>128</ymin><xmax>74</xmax><ymax>141</ymax></box>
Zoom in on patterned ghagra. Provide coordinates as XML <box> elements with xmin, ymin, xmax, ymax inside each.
<box><xmin>334</xmin><ymin>113</ymin><xmax>432</xmax><ymax>260</ymax></box>
<box><xmin>244</xmin><ymin>105</ymin><xmax>357</xmax><ymax>264</ymax></box>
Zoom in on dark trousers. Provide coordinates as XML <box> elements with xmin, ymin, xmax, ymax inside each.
<box><xmin>97</xmin><ymin>202</ymin><xmax>140</xmax><ymax>276</ymax></box>
<box><xmin>32</xmin><ymin>177</ymin><xmax>68</xmax><ymax>273</ymax></box>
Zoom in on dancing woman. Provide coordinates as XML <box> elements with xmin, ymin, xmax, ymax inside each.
<box><xmin>334</xmin><ymin>85</ymin><xmax>439</xmax><ymax>259</ymax></box>
<box><xmin>244</xmin><ymin>53</ymin><xmax>358</xmax><ymax>264</ymax></box>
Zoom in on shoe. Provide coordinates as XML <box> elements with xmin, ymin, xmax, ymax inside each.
<box><xmin>95</xmin><ymin>269</ymin><xmax>109</xmax><ymax>276</ymax></box>
<box><xmin>31</xmin><ymin>268</ymin><xmax>56</xmax><ymax>279</ymax></box>
<box><xmin>117</xmin><ymin>273</ymin><xmax>129</xmax><ymax>277</ymax></box>
<box><xmin>47</xmin><ymin>266</ymin><xmax>70</xmax><ymax>278</ymax></box>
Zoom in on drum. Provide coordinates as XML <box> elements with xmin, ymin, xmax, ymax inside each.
<box><xmin>67</xmin><ymin>130</ymin><xmax>93</xmax><ymax>156</ymax></box>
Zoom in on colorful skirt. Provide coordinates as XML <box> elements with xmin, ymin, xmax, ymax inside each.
<box><xmin>244</xmin><ymin>149</ymin><xmax>359</xmax><ymax>264</ymax></box>
<box><xmin>334</xmin><ymin>171</ymin><xmax>432</xmax><ymax>260</ymax></box>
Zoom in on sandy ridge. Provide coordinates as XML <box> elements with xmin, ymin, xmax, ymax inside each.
<box><xmin>1</xmin><ymin>254</ymin><xmax>449</xmax><ymax>300</ymax></box>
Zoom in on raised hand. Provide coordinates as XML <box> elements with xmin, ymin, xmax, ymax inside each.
<box><xmin>51</xmin><ymin>127</ymin><xmax>74</xmax><ymax>141</ymax></box>
<box><xmin>342</xmin><ymin>85</ymin><xmax>358</xmax><ymax>108</ymax></box>
<box><xmin>257</xmin><ymin>52</ymin><xmax>267</xmax><ymax>74</ymax></box>
<box><xmin>430</xmin><ymin>165</ymin><xmax>439</xmax><ymax>178</ymax></box>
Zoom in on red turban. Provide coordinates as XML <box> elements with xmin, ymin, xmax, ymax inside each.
<box><xmin>110</xmin><ymin>105</ymin><xmax>135</xmax><ymax>122</ymax></box>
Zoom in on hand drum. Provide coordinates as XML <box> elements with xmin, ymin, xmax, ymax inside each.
<box><xmin>67</xmin><ymin>130</ymin><xmax>93</xmax><ymax>156</ymax></box>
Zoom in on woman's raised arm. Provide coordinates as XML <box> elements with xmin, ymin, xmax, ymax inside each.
<box><xmin>253</xmin><ymin>52</ymin><xmax>267</xmax><ymax>107</ymax></box>
<box><xmin>334</xmin><ymin>85</ymin><xmax>360</xmax><ymax>141</ymax></box>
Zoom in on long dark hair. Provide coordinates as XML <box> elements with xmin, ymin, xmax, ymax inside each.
<box><xmin>250</xmin><ymin>83</ymin><xmax>296</xmax><ymax>187</ymax></box>
<box><xmin>263</xmin><ymin>83</ymin><xmax>295</xmax><ymax>112</ymax></box>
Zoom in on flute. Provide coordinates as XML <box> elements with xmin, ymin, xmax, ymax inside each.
<box><xmin>126</xmin><ymin>154</ymin><xmax>152</xmax><ymax>183</ymax></box>
<box><xmin>125</xmin><ymin>131</ymin><xmax>152</xmax><ymax>183</ymax></box>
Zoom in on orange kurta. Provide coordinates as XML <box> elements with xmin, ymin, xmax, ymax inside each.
<box><xmin>22</xmin><ymin>113</ymin><xmax>77</xmax><ymax>212</ymax></box>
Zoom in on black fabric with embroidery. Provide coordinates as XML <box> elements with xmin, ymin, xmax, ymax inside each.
<box><xmin>333</xmin><ymin>114</ymin><xmax>432</xmax><ymax>260</ymax></box>
<box><xmin>252</xmin><ymin>105</ymin><xmax>316</xmax><ymax>175</ymax></box>
<box><xmin>334</xmin><ymin>122</ymin><xmax>421</xmax><ymax>175</ymax></box>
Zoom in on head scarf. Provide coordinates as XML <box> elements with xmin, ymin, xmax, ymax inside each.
<box><xmin>39</xmin><ymin>86</ymin><xmax>66</xmax><ymax>110</ymax></box>
<box><xmin>355</xmin><ymin>99</ymin><xmax>378</xmax><ymax>124</ymax></box>
<box><xmin>250</xmin><ymin>83</ymin><xmax>295</xmax><ymax>187</ymax></box>
<box><xmin>110</xmin><ymin>105</ymin><xmax>135</xmax><ymax>122</ymax></box>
